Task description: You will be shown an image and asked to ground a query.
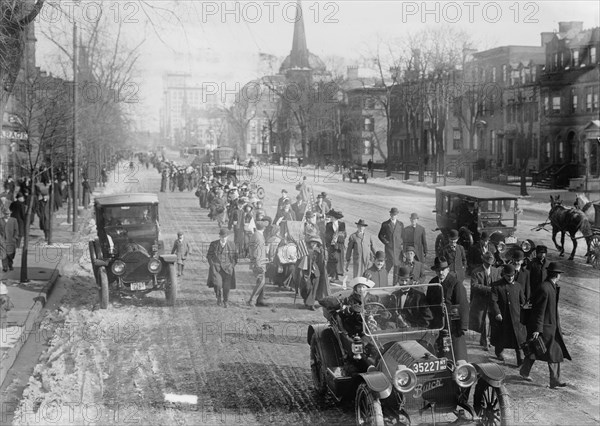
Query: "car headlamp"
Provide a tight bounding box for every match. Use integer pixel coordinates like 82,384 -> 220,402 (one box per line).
351,336 -> 364,360
111,260 -> 126,276
497,241 -> 507,253
394,366 -> 417,393
521,240 -> 532,252
147,258 -> 162,274
453,363 -> 477,388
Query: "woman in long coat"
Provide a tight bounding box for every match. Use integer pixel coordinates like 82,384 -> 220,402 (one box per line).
295,236 -> 330,309
490,264 -> 526,364
324,209 -> 346,282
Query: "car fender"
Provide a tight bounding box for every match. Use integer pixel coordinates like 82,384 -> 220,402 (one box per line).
306,323 -> 330,346
358,371 -> 392,400
473,362 -> 506,388
159,254 -> 177,263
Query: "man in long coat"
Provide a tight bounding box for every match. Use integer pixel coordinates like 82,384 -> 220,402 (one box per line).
426,257 -> 470,362
378,207 -> 404,284
490,264 -> 526,365
9,193 -> 26,248
519,262 -> 571,388
469,252 -> 501,350
512,249 -> 532,326
345,219 -> 375,278
0,208 -> 19,271
324,209 -> 346,282
401,213 -> 427,262
528,245 -> 548,296
442,229 -> 467,284
231,199 -> 247,257
207,229 -> 237,307
171,232 -> 191,276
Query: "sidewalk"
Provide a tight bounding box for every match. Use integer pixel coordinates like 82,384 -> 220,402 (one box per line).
0,202 -> 94,386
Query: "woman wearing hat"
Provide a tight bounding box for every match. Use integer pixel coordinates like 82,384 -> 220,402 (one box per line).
325,210 -> 347,283
490,264 -> 527,364
519,262 -> 571,388
295,235 -> 330,310
345,219 -> 376,278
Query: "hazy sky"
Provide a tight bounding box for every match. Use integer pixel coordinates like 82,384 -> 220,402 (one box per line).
35,1 -> 600,132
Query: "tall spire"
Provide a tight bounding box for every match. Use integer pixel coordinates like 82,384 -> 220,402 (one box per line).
289,0 -> 309,69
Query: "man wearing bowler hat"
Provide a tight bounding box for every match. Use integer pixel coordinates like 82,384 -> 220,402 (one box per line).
378,207 -> 404,283
363,251 -> 388,288
469,252 -> 501,350
442,229 -> 467,284
467,231 -> 497,273
393,267 -> 433,328
528,245 -> 548,296
490,264 -> 526,365
207,229 -> 238,308
426,257 -> 470,362
402,213 -> 427,262
399,246 -> 426,285
346,219 -> 376,278
520,262 -> 571,388
511,249 -> 532,304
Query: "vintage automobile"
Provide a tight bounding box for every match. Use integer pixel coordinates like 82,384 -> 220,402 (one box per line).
343,165 -> 368,183
308,284 -> 511,425
433,186 -> 532,263
212,165 -> 241,186
89,193 -> 178,309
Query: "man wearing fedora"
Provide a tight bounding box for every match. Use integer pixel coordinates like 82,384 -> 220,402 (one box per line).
512,249 -> 532,306
442,229 -> 467,284
346,219 -> 376,278
490,264 -> 527,365
207,229 -> 238,308
314,194 -> 329,220
276,189 -> 290,216
469,252 -> 501,350
393,266 -> 433,328
378,207 -> 404,284
402,213 -> 427,263
520,262 -> 571,388
325,209 -> 346,283
363,251 -> 388,288
467,232 -> 498,274
528,245 -> 548,296
426,257 -> 470,362
399,246 -> 426,285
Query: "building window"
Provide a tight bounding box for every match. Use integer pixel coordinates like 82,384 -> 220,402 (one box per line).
364,117 -> 374,131
554,53 -> 559,70
492,67 -> 496,83
591,47 -> 597,64
363,140 -> 371,155
586,87 -> 593,111
572,50 -> 580,67
595,86 -> 599,111
453,128 -> 462,150
571,89 -> 578,113
490,130 -> 496,155
502,65 -> 507,82
558,141 -> 564,160
531,66 -> 537,82
552,96 -> 561,113
543,96 -> 549,113
364,98 -> 375,109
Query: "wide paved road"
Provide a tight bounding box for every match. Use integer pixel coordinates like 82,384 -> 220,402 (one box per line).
5,156 -> 599,425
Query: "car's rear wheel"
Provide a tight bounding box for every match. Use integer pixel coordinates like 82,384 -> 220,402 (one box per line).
98,266 -> 109,309
355,383 -> 384,426
310,335 -> 328,395
473,381 -> 511,426
166,263 -> 178,306
89,240 -> 99,281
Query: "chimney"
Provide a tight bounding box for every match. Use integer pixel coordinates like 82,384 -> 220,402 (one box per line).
541,32 -> 554,46
347,66 -> 359,81
558,21 -> 583,34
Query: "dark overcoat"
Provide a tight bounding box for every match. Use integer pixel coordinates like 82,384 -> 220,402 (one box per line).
325,221 -> 346,276
378,219 -> 404,271
206,240 -> 238,289
527,279 -> 571,363
489,278 -> 526,349
426,273 -> 470,362
528,258 -> 547,296
401,224 -> 427,262
442,244 -> 467,284
468,265 -> 501,332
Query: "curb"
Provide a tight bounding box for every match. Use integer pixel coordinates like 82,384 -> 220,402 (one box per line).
0,267 -> 61,387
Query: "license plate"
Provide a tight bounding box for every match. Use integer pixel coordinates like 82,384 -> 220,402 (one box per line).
411,358 -> 447,374
130,282 -> 146,291
505,236 -> 517,244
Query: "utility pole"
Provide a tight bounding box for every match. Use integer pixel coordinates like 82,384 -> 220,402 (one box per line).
72,22 -> 78,232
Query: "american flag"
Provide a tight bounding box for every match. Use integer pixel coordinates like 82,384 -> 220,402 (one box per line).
296,239 -> 309,258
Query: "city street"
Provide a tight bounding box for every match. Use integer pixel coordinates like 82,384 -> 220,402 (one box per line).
1,155 -> 598,425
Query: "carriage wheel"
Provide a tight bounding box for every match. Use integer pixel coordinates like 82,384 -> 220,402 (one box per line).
256,187 -> 265,199
589,235 -> 600,269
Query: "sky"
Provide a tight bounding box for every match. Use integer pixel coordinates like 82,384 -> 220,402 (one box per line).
34,1 -> 600,132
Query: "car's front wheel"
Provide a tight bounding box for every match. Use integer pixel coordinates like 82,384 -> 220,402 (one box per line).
98,266 -> 109,309
310,335 -> 328,396
473,380 -> 512,426
355,383 -> 384,426
166,263 -> 178,306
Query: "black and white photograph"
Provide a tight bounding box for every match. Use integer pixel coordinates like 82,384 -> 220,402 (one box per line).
0,1 -> 599,424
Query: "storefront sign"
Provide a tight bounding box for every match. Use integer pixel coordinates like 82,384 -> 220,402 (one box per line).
1,130 -> 28,140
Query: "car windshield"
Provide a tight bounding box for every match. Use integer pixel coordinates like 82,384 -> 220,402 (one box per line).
359,284 -> 446,337
477,199 -> 517,228
102,205 -> 156,226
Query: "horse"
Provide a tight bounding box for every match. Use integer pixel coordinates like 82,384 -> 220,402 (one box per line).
574,193 -> 597,225
549,195 -> 593,260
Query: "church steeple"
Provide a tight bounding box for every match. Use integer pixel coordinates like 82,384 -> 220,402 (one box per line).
288,0 -> 309,69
